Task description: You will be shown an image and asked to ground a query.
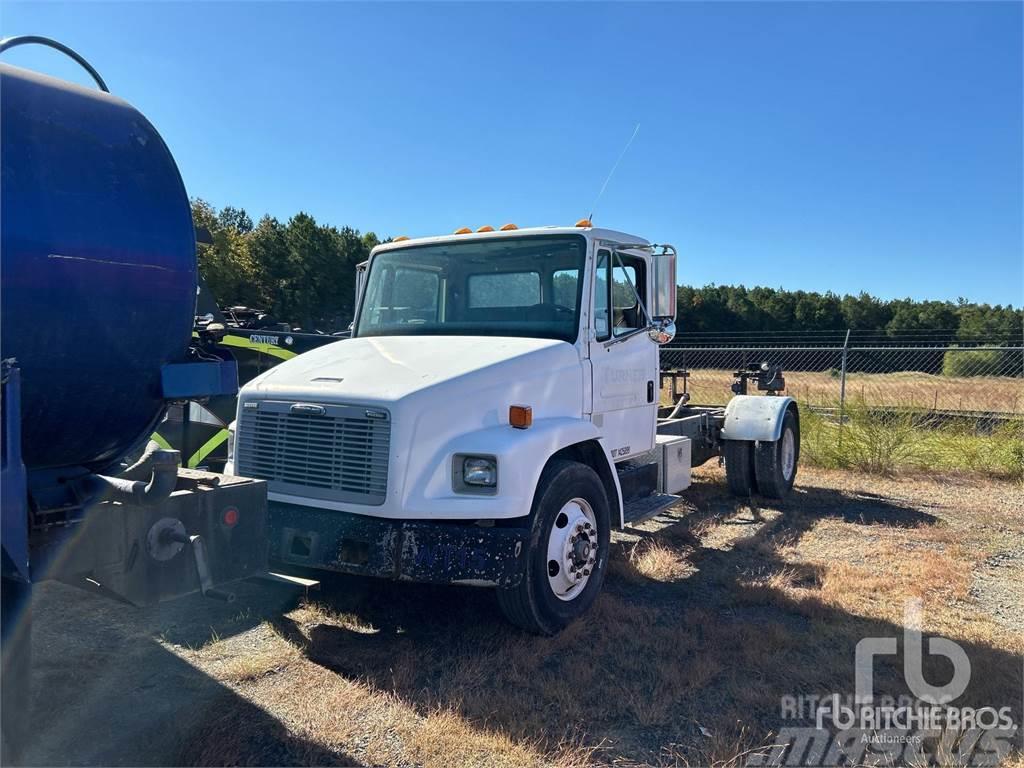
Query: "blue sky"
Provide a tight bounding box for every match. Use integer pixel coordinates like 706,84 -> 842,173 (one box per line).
4,2 -> 1022,306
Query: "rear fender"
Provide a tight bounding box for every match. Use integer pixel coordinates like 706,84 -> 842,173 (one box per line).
720,396 -> 796,442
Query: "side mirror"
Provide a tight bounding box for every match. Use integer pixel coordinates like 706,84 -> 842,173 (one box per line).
648,319 -> 676,345
649,249 -> 677,320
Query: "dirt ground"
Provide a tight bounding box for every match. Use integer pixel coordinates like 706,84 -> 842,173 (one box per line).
20,465 -> 1024,767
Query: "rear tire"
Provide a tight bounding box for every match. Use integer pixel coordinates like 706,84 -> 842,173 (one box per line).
754,409 -> 799,499
723,440 -> 756,496
496,459 -> 610,635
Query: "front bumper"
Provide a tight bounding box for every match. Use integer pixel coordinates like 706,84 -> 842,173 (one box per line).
269,501 -> 529,587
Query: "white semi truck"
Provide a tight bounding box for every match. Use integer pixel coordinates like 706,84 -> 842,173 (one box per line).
226,222 -> 800,634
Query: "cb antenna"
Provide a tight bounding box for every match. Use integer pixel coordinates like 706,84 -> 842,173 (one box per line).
587,122 -> 640,224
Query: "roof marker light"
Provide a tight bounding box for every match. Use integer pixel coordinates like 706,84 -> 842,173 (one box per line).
499,223 -> 518,231
454,227 -> 472,234
575,218 -> 592,228
476,225 -> 495,233
393,235 -> 410,242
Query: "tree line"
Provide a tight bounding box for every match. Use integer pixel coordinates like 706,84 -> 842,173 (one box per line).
192,199 -> 381,332
676,285 -> 1021,341
194,200 -> 1022,340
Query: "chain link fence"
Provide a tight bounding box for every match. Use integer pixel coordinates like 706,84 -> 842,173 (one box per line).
660,333 -> 1023,477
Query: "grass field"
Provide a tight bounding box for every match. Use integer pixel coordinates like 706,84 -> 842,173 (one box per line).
800,406 -> 1023,479
663,369 -> 1024,415
25,464 -> 1024,767
662,369 -> 1024,479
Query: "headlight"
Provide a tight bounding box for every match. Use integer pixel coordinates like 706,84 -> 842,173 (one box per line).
454,454 -> 497,493
463,457 -> 497,486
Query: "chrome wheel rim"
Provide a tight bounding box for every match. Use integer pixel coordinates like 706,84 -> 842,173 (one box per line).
546,497 -> 597,601
781,428 -> 796,480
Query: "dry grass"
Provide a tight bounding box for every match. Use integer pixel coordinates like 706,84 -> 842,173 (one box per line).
26,465 -> 1024,768
404,707 -> 598,768
612,539 -> 694,583
178,466 -> 1020,766
218,624 -> 304,683
666,368 -> 1024,415
663,369 -> 1024,479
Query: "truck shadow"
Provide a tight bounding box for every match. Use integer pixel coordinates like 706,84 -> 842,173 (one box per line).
273,477 -> 1023,765
24,580 -> 359,767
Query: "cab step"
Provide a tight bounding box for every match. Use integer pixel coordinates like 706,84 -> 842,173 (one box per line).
622,492 -> 680,525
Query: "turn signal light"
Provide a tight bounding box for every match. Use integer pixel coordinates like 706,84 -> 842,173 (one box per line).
509,405 -> 533,429
476,225 -> 495,232
454,227 -> 472,234
575,218 -> 592,228
393,235 -> 410,242
500,223 -> 518,231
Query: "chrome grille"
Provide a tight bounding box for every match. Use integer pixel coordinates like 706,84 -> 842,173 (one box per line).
236,401 -> 390,505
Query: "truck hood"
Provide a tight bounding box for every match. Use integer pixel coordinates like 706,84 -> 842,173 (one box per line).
243,335 -> 579,404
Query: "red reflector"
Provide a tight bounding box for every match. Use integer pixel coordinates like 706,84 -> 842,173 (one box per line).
222,506 -> 239,527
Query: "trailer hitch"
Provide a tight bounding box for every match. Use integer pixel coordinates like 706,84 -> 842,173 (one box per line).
731,363 -> 786,396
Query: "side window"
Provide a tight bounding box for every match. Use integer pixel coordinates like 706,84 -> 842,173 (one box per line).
594,250 -> 646,340
468,272 -> 540,308
594,251 -> 610,340
612,257 -> 645,336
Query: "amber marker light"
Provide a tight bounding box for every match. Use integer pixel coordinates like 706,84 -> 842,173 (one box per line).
509,405 -> 533,429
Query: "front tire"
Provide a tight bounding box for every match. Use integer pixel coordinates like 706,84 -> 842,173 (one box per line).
754,409 -> 799,498
497,459 -> 610,635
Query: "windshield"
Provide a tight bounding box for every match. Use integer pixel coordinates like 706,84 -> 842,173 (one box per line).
355,234 -> 587,343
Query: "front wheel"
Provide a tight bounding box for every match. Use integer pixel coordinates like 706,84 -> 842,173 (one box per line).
754,409 -> 800,498
496,459 -> 610,635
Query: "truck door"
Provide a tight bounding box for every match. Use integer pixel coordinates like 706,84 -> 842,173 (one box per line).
588,248 -> 658,461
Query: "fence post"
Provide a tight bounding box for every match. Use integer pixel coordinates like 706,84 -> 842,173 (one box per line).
838,329 -> 851,446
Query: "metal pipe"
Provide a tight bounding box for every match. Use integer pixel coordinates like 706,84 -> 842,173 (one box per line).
667,398 -> 687,420
0,36 -> 110,92
838,329 -> 851,449
74,450 -> 180,508
117,440 -> 164,482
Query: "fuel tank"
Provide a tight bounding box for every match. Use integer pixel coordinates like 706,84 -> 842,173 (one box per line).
0,63 -> 197,472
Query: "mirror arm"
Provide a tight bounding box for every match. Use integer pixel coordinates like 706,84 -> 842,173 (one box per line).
602,326 -> 651,348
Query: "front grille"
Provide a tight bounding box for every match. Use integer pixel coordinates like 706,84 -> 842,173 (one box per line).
236,401 -> 390,505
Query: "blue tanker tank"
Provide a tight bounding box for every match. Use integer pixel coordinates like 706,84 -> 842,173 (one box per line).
2,49 -> 264,764
1,62 -> 199,472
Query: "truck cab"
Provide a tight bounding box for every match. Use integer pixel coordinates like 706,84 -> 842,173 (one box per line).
228,222 -> 799,634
